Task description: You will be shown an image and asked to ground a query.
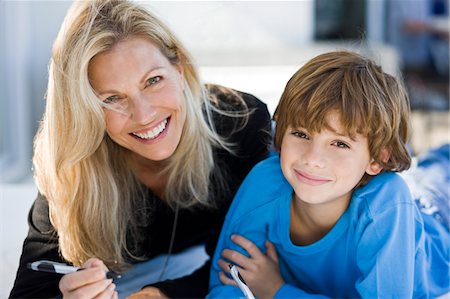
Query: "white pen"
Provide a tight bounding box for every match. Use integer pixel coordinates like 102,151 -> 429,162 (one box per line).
229,264 -> 255,299
27,260 -> 121,280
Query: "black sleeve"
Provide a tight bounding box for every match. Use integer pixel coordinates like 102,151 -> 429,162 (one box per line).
148,88 -> 272,298
10,89 -> 272,299
222,90 -> 273,182
9,194 -> 64,298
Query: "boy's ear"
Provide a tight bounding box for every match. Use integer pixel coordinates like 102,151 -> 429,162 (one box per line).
366,160 -> 383,175
366,148 -> 390,175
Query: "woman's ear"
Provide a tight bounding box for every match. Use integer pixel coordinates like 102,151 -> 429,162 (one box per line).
366,148 -> 390,175
174,63 -> 185,90
175,62 -> 184,77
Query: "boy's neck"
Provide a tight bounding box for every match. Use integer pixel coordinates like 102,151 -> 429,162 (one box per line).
289,193 -> 350,246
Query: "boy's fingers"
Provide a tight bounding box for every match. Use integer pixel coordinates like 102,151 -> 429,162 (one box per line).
231,234 -> 263,259
219,271 -> 237,286
218,258 -> 232,272
265,240 -> 279,263
221,249 -> 252,269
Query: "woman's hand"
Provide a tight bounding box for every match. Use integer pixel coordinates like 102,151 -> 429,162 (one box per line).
218,235 -> 284,299
126,287 -> 169,299
59,258 -> 118,299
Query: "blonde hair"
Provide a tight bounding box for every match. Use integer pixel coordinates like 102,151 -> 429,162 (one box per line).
274,51 -> 411,185
33,0 -> 237,271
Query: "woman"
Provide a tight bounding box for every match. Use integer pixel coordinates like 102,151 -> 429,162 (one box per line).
9,0 -> 271,298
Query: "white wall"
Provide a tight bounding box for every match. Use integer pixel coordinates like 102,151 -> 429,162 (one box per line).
0,2 -> 71,297
143,1 -> 314,55
0,1 -> 71,183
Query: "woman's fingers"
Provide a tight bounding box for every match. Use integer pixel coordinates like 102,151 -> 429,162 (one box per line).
83,257 -> 109,272
64,278 -> 113,299
92,282 -> 117,299
60,258 -> 115,299
126,286 -> 169,299
60,267 -> 110,292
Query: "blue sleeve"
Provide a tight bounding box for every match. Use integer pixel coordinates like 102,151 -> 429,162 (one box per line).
206,195 -> 247,299
208,156 -> 333,298
207,165 -> 267,298
274,284 -> 329,298
354,177 -> 417,297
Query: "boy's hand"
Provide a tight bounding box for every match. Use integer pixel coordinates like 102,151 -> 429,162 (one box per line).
218,234 -> 284,299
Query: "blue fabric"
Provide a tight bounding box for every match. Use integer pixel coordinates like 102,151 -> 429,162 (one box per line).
208,153 -> 450,298
115,244 -> 208,298
402,144 -> 449,229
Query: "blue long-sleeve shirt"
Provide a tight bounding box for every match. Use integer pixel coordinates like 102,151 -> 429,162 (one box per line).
208,155 -> 449,298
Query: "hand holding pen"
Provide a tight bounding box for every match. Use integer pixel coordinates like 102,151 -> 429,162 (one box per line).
219,235 -> 284,299
229,264 -> 255,299
29,258 -> 119,299
28,260 -> 121,280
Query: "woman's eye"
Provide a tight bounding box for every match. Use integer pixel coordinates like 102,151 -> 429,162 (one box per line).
292,131 -> 309,139
103,95 -> 119,104
333,141 -> 350,149
146,76 -> 161,86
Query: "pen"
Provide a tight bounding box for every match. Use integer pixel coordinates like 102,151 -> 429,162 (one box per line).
27,260 -> 121,280
229,264 -> 255,299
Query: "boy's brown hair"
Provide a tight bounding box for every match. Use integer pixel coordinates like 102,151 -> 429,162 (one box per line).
273,51 -> 411,185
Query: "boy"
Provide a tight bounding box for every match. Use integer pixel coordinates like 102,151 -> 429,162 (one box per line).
207,51 -> 449,298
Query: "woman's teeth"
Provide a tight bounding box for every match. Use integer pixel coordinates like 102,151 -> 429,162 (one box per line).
132,118 -> 168,140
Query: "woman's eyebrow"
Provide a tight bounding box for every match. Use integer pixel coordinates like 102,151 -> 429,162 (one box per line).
139,66 -> 165,85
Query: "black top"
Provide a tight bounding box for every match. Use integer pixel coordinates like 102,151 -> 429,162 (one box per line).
9,85 -> 272,298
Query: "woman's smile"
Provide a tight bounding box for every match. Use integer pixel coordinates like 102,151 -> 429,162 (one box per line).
131,117 -> 170,142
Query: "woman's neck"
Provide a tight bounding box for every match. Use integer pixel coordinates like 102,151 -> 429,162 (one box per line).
129,153 -> 169,200
289,193 -> 350,246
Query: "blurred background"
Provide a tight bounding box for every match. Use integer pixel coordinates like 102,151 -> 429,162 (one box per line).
0,0 -> 448,296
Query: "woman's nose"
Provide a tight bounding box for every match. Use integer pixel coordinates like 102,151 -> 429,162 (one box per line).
129,93 -> 156,123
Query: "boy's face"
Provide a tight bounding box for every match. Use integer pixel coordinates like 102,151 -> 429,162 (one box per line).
280,110 -> 382,208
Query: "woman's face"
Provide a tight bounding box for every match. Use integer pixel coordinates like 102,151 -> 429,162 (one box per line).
88,37 -> 186,162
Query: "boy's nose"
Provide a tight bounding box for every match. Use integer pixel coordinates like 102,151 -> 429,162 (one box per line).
303,145 -> 326,168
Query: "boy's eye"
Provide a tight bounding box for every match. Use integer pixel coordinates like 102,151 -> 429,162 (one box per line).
146,76 -> 161,86
333,140 -> 350,149
292,131 -> 309,139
